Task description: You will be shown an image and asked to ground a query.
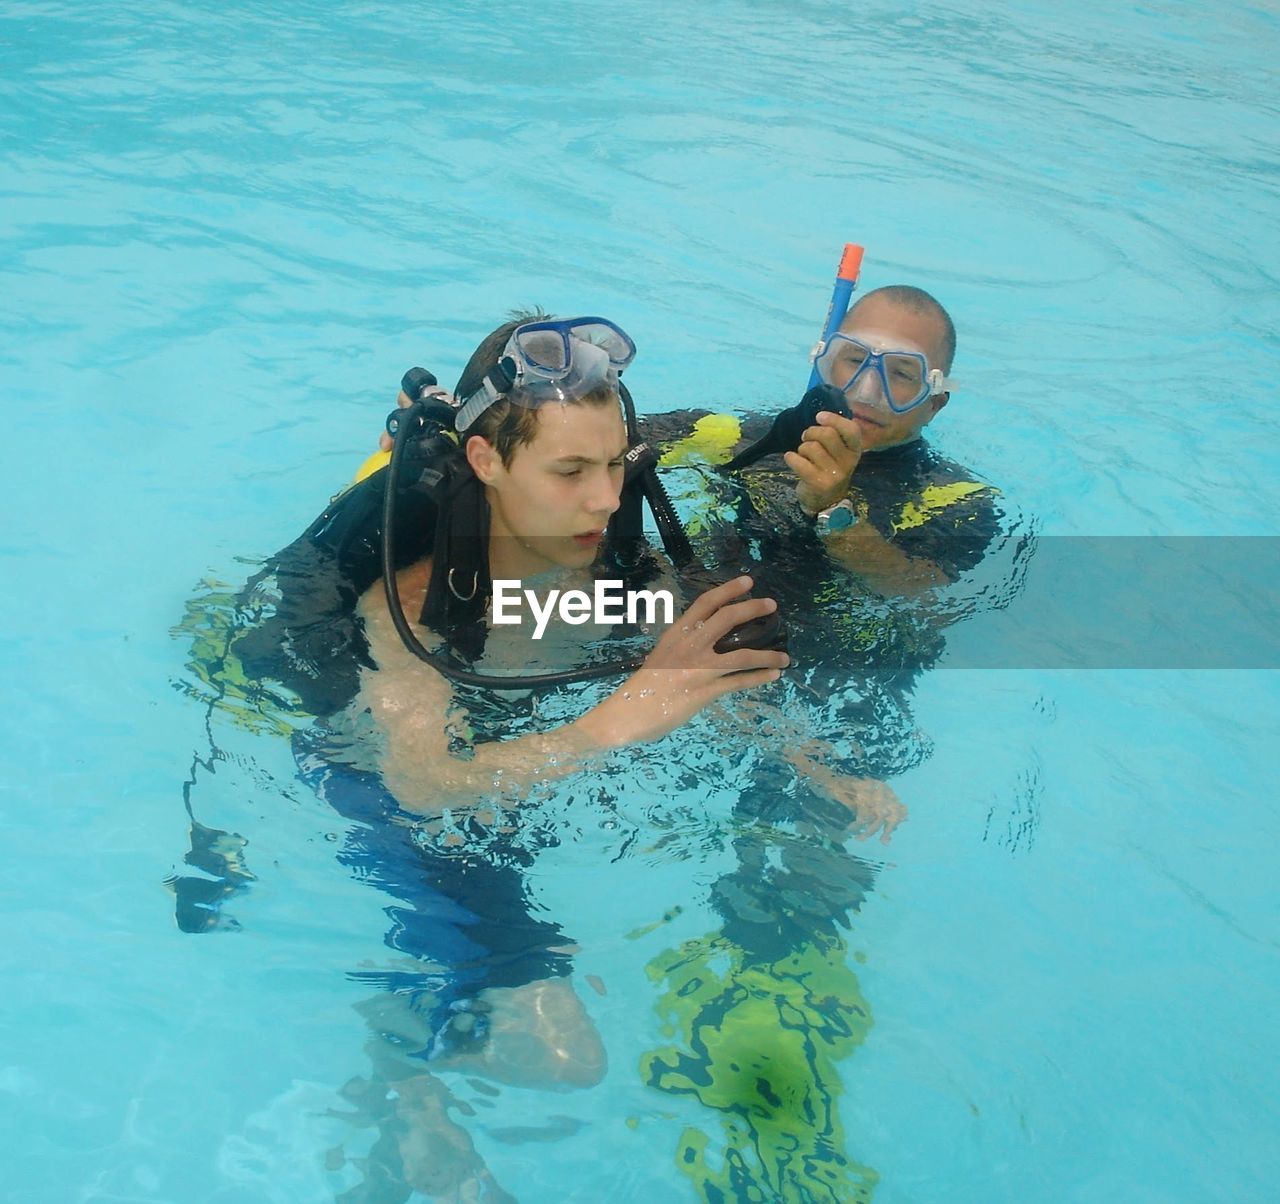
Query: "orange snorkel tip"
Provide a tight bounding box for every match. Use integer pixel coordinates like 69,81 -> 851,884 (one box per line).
806,241 -> 867,389
837,242 -> 865,283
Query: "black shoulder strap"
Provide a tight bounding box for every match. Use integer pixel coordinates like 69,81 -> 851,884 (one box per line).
605,441 -> 659,573
305,465 -> 439,593
420,465 -> 490,636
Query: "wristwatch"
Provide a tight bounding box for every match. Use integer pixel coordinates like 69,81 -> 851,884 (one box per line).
815,498 -> 857,536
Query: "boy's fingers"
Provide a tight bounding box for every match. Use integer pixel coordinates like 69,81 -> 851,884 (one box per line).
682,576 -> 754,625
715,647 -> 790,675
700,595 -> 778,644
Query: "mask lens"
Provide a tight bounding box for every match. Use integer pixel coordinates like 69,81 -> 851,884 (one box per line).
514,328 -> 571,374
816,337 -> 871,393
883,352 -> 928,408
831,340 -> 868,389
562,320 -> 636,368
506,336 -> 617,409
563,339 -> 612,389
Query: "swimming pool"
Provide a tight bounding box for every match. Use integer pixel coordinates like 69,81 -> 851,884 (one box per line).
3,1 -> 1278,1200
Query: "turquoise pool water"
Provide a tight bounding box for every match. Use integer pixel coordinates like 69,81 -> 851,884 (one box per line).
3,2 -> 1278,1200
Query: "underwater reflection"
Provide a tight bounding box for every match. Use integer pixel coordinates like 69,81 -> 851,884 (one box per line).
640,797 -> 882,1204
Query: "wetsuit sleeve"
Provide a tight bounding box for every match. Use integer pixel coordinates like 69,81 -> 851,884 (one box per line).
889,480 -> 1001,578
638,409 -> 773,461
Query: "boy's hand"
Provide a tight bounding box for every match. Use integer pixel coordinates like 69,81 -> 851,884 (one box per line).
576,577 -> 789,749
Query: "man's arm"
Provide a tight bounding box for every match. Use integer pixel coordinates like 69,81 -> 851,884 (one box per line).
727,697 -> 907,843
783,742 -> 907,844
816,509 -> 952,596
781,411 -> 953,596
786,410 -> 1001,597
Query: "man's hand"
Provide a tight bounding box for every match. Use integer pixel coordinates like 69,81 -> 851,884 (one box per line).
835,776 -> 907,843
784,410 -> 863,515
786,741 -> 907,843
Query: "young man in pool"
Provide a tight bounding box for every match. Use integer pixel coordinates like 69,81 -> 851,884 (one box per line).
314,315 -> 909,1201
355,316 -> 791,813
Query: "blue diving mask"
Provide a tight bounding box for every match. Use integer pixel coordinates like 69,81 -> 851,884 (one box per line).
455,316 -> 637,433
812,332 -> 954,414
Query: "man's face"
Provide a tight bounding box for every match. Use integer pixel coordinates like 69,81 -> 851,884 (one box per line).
478,401 -> 627,577
832,295 -> 950,451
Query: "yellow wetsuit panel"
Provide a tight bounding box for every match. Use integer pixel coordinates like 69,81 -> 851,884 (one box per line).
658,414 -> 743,467
892,480 -> 989,533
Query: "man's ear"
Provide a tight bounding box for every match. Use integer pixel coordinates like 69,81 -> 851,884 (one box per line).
465,434 -> 503,484
930,392 -> 950,417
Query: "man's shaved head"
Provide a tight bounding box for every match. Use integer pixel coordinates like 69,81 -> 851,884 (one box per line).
848,285 -> 956,372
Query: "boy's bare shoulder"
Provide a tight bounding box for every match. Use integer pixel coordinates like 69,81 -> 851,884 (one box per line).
358,558 -> 434,663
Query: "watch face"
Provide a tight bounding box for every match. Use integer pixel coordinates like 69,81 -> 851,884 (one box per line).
814,501 -> 855,532
828,506 -> 854,531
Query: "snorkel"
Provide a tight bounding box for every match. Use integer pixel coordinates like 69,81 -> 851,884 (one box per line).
720,242 -> 865,472
807,242 -> 865,390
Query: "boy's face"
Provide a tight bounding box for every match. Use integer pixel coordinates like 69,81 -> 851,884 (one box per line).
835,295 -> 950,451
473,401 -> 628,576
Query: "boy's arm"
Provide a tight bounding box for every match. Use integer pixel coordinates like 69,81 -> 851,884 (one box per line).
358,567 -> 789,816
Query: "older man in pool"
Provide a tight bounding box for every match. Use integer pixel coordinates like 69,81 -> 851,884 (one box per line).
776,284 -> 995,591
649,284 -> 999,599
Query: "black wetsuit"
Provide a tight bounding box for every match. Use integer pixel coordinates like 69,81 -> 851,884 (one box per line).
640,408 -> 1001,583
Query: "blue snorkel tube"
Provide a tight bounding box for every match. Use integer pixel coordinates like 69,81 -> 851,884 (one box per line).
721,242 -> 869,473
806,242 -> 865,389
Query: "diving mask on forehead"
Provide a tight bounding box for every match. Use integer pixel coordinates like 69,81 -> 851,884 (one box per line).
455,316 -> 637,433
812,332 -> 954,414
